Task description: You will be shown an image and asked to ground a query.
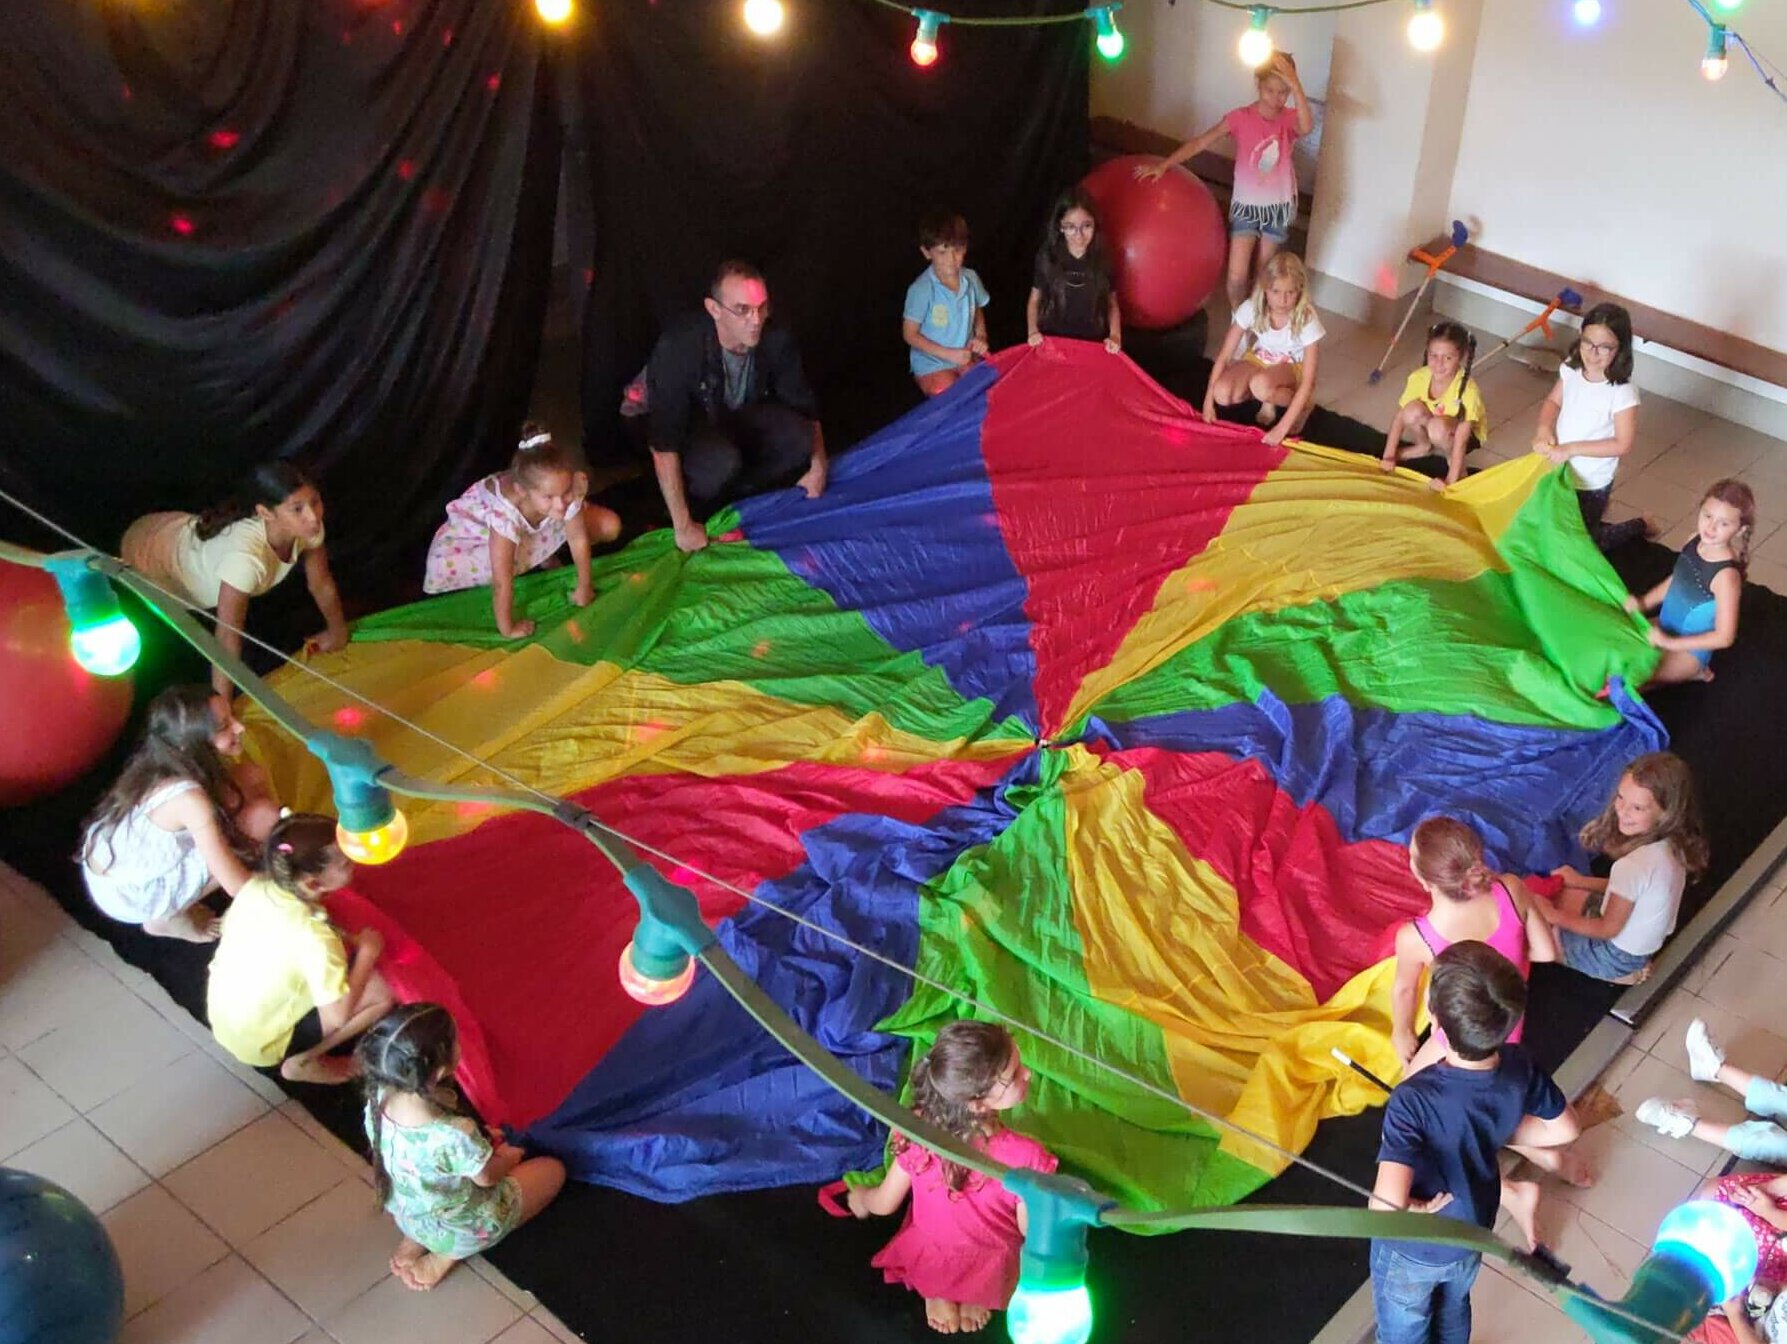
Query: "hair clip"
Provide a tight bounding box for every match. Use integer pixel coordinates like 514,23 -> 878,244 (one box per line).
518,432 -> 551,450
276,841 -> 295,853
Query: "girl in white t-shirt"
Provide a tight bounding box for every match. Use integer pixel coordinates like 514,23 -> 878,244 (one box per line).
1205,251 -> 1324,447
1535,752 -> 1707,983
1531,303 -> 1657,551
122,462 -> 350,699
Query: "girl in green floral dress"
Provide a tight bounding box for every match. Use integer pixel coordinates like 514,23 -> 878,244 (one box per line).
358,1003 -> 566,1290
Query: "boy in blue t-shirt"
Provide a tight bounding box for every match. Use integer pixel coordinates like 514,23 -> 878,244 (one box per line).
902,210 -> 990,398
1370,941 -> 1580,1344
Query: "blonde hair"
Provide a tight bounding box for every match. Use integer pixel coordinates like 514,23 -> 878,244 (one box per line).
1246,252 -> 1316,340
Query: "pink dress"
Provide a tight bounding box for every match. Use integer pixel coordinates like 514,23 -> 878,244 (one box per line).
1414,880 -> 1531,1044
871,1129 -> 1058,1309
423,474 -> 583,594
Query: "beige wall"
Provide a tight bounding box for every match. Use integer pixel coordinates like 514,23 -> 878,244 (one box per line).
1092,0 -> 1787,356
1450,0 -> 1787,352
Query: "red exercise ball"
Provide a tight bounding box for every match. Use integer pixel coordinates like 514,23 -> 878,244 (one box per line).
1080,155 -> 1228,331
0,560 -> 133,808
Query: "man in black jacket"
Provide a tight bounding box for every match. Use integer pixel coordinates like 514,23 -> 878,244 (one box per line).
646,260 -> 828,552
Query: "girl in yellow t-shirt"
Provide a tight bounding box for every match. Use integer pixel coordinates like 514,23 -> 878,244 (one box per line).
207,813 -> 395,1084
1380,322 -> 1488,491
122,462 -> 350,699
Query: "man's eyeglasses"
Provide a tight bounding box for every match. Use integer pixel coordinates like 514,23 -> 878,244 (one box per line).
715,300 -> 770,320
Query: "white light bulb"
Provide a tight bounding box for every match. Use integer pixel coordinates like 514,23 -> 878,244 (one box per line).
1238,25 -> 1274,68
1408,7 -> 1444,51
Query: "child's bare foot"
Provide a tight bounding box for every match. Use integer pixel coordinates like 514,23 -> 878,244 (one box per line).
1255,402 -> 1280,428
1556,1148 -> 1596,1188
924,1298 -> 961,1334
1696,666 -> 1715,684
280,1052 -> 359,1085
959,1303 -> 992,1332
390,1238 -> 428,1289
1503,1178 -> 1542,1251
397,1249 -> 456,1291
1611,962 -> 1653,986
1641,514 -> 1665,540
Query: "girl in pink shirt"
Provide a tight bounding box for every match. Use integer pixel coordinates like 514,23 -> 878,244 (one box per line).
1135,54 -> 1314,309
847,1021 -> 1057,1336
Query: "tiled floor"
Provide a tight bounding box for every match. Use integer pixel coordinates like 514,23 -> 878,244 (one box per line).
0,864 -> 582,1344
4,324 -> 1785,1341
1203,300 -> 1787,596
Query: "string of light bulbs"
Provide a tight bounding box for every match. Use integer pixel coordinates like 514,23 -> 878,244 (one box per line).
526,0 -> 1787,101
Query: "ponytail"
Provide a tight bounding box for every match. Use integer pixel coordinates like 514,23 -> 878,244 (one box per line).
194,462 -> 316,542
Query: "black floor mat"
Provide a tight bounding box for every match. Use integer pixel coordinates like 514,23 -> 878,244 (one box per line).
4,344 -> 1783,1344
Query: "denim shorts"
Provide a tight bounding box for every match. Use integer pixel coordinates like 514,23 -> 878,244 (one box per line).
1229,199 -> 1295,245
1559,928 -> 1651,980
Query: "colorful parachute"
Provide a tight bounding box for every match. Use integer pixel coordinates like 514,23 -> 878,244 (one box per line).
247,342 -> 1663,1215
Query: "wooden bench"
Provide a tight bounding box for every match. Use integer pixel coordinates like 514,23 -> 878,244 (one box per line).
1414,233 -> 1787,391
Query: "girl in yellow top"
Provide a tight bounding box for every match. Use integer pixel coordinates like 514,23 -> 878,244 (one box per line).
1380,322 -> 1488,491
207,813 -> 395,1084
122,462 -> 349,699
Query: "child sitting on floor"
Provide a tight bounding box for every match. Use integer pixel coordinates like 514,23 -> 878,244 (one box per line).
1380,322 -> 1487,491
1638,1018 -> 1787,1167
1204,251 -> 1324,446
424,423 -> 621,640
207,813 -> 395,1084
359,1003 -> 566,1291
846,1020 -> 1057,1336
1371,941 -> 1580,1344
903,210 -> 990,398
1627,478 -> 1755,688
1535,752 -> 1707,984
80,685 -> 279,942
122,461 -> 348,699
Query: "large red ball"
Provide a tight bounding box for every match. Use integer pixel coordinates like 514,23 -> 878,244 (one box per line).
0,560 -> 134,808
1080,155 -> 1228,331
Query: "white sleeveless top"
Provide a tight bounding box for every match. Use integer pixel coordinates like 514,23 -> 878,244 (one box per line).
81,779 -> 214,924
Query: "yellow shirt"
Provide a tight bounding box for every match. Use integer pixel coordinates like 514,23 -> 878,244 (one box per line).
120,513 -> 321,610
1399,368 -> 1490,449
207,875 -> 350,1067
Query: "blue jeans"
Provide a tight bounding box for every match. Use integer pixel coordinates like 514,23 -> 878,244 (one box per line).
1729,1078 -> 1787,1164
1371,1243 -> 1481,1344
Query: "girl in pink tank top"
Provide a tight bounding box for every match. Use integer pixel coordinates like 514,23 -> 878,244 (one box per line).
1390,817 -> 1557,1074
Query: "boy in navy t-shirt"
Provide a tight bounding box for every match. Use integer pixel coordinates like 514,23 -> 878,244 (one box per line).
1370,941 -> 1580,1344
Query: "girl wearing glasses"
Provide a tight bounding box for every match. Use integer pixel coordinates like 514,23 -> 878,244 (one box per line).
845,1020 -> 1056,1336
1532,303 -> 1655,550
1027,190 -> 1122,353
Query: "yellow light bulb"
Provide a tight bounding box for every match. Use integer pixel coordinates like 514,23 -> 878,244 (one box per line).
743,0 -> 785,37
535,0 -> 573,24
336,810 -> 410,866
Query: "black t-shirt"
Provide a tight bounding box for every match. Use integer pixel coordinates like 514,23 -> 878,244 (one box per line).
1374,1045 -> 1566,1264
1033,253 -> 1107,342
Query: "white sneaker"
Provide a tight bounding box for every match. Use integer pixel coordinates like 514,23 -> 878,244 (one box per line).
1685,1018 -> 1726,1084
1635,1097 -> 1700,1139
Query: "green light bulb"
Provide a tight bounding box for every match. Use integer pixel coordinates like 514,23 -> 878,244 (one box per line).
1007,1283 -> 1093,1344
1093,9 -> 1125,61
69,612 -> 142,677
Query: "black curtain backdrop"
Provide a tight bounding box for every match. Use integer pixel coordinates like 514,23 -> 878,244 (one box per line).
0,0 -> 558,601
575,0 -> 1091,461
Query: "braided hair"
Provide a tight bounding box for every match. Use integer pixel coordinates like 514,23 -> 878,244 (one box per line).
1425,321 -> 1478,418
355,1003 -> 461,1202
